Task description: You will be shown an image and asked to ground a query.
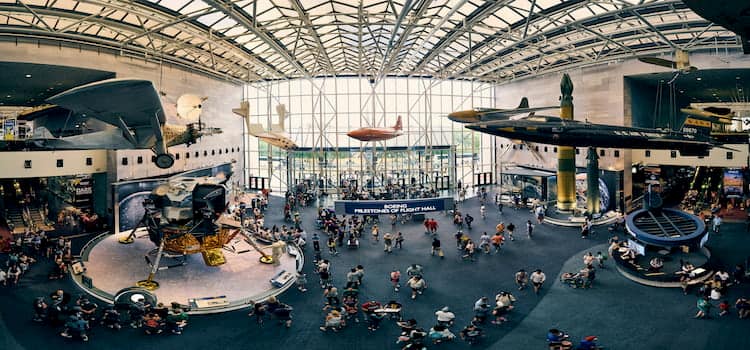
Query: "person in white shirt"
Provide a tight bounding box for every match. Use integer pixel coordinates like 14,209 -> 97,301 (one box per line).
0,269 -> 6,286
530,269 -> 546,294
713,215 -> 723,234
435,306 -> 455,326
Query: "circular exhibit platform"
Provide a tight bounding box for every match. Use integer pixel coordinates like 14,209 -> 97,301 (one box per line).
625,208 -> 706,247
72,229 -> 302,314
613,246 -> 714,288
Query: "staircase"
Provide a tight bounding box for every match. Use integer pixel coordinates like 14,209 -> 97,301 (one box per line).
5,208 -> 26,234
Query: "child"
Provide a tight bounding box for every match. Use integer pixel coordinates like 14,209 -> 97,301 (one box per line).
719,300 -> 730,316
595,251 -> 606,268
296,273 -> 308,292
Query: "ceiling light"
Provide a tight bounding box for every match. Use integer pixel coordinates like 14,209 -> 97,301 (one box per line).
5,95 -> 10,98
679,90 -> 684,93
25,74 -> 31,78
696,77 -> 702,81
737,76 -> 741,80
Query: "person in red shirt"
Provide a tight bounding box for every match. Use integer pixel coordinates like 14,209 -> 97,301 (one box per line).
490,233 -> 504,254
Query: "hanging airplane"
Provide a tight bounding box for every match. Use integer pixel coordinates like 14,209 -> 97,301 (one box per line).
680,106 -> 748,144
17,79 -> 221,168
347,116 -> 403,141
233,102 -> 297,150
447,97 -> 558,123
638,49 -> 698,73
464,115 -> 727,157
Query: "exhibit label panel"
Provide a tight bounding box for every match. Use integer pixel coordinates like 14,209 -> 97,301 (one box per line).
335,197 -> 455,215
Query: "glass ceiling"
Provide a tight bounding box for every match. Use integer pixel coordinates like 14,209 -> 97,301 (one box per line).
0,0 -> 741,83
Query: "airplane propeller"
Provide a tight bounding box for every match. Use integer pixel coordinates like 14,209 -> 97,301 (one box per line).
638,49 -> 697,73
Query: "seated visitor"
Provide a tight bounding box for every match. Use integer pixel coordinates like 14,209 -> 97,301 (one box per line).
649,257 -> 664,272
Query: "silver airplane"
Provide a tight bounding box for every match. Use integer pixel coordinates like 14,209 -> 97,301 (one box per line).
21,79 -> 221,168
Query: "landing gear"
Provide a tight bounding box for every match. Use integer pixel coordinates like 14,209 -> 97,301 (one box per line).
155,153 -> 175,169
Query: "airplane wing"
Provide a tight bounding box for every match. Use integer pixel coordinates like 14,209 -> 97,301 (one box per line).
477,106 -> 558,120
46,79 -> 165,148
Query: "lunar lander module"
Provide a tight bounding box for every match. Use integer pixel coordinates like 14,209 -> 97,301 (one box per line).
119,176 -> 273,290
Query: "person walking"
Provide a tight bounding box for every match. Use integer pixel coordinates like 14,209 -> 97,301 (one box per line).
371,225 -> 380,242
506,222 -> 516,241
395,232 -> 404,249
465,213 -> 474,230
383,232 -> 393,253
480,205 -> 486,220
491,232 -> 504,254
324,285 -> 340,307
346,268 -> 360,289
431,237 -> 444,258
479,232 -> 491,254
515,269 -> 528,290
407,275 -> 427,300
327,236 -> 338,255
530,269 -> 546,294
535,205 -> 544,224
463,239 -> 476,261
390,268 -> 401,292
526,220 -> 534,238
713,214 -> 723,235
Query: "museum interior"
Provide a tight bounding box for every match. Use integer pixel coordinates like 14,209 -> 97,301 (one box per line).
1,1 -> 750,349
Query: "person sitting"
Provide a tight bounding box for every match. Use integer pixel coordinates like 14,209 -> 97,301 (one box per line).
577,335 -> 601,350
143,311 -> 163,334
649,257 -> 664,272
60,314 -> 89,341
620,247 -> 636,262
32,297 -> 48,323
547,328 -> 572,350
736,297 -> 750,319
428,324 -> 455,344
679,261 -> 695,276
459,323 -> 483,345
319,309 -> 344,332
100,305 -> 121,330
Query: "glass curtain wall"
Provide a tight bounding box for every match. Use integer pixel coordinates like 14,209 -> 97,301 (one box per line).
243,77 -> 495,194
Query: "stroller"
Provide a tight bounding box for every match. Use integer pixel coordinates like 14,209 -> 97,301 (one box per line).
560,272 -> 591,289
342,288 -> 360,324
346,234 -> 360,249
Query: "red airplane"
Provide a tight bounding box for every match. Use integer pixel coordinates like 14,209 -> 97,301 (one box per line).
347,116 -> 403,141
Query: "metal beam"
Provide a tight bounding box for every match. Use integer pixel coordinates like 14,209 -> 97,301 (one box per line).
409,0 -> 513,75
632,10 -> 679,50
372,0 -> 417,83
77,0 -> 283,79
460,0 -> 688,78
0,5 -> 257,81
288,0 -> 334,74
204,0 -> 310,78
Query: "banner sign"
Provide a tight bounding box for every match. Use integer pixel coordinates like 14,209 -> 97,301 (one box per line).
3,118 -> 15,140
723,168 -> 743,197
335,197 -> 454,215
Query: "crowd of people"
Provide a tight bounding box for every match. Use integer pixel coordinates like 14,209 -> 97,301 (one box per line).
18,183 -> 750,349
32,289 -> 189,342
340,183 -> 439,201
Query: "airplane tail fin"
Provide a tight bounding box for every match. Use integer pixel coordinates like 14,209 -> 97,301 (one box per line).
271,104 -> 287,132
394,115 -> 402,131
32,126 -> 55,139
518,97 -> 529,109
679,116 -> 713,138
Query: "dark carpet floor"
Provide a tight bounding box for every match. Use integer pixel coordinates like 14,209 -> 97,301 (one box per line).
1,192 -> 748,350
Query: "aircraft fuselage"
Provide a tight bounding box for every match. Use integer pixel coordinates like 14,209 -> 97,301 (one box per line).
347,127 -> 402,142
466,116 -> 714,156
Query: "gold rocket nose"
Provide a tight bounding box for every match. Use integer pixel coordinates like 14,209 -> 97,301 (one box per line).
448,110 -> 479,123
